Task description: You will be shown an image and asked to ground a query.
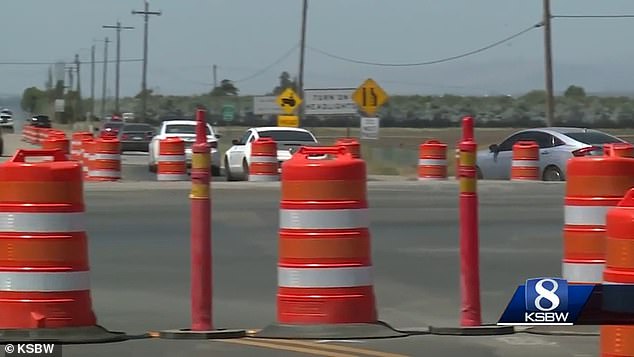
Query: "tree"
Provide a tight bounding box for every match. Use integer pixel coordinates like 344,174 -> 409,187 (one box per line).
271,71 -> 297,95
210,79 -> 239,96
564,85 -> 586,99
20,87 -> 47,114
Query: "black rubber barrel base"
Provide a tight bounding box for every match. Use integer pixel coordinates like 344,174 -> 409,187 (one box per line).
253,321 -> 408,340
158,328 -> 246,340
0,325 -> 129,344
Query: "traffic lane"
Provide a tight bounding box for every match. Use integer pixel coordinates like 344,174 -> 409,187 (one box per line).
121,152 -> 227,182
78,182 -> 597,356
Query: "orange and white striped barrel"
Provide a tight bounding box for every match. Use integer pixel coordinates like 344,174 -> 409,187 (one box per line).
89,137 -> 121,181
42,137 -> 70,159
335,138 -> 361,159
26,126 -> 38,144
511,141 -> 540,180
21,125 -> 32,143
601,188 -> 634,357
80,138 -> 95,179
418,139 -> 448,180
157,137 -> 187,181
71,132 -> 93,161
249,137 -> 279,182
563,143 -> 634,284
0,149 -> 97,328
277,146 -> 377,324
37,128 -> 52,146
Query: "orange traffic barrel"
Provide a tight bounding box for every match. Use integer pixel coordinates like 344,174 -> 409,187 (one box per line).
157,137 -> 187,181
71,132 -> 93,161
511,141 -> 539,180
90,137 -> 121,181
249,137 -> 279,181
563,143 -> 634,284
21,125 -> 32,143
418,139 -> 447,180
80,138 -> 95,179
42,137 -> 70,159
335,138 -> 361,159
0,149 -> 125,342
255,146 -> 403,339
601,188 -> 634,357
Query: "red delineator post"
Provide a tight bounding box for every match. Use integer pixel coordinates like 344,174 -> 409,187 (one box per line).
191,109 -> 212,331
459,116 -> 482,327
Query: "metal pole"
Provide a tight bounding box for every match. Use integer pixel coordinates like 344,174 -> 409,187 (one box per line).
133,1 -> 161,123
90,44 -> 95,131
103,22 -> 134,116
101,37 -> 109,121
75,54 -> 82,124
543,0 -> 555,127
297,0 -> 308,123
212,64 -> 218,89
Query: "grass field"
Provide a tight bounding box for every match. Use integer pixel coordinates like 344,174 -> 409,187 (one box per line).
57,123 -> 634,177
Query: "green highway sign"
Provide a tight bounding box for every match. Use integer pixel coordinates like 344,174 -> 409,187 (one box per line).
222,104 -> 235,122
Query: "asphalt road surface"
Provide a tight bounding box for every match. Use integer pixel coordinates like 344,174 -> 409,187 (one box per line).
53,180 -> 599,356
1,133 -> 600,356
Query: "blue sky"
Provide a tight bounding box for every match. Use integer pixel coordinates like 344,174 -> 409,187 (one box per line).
2,0 -> 634,97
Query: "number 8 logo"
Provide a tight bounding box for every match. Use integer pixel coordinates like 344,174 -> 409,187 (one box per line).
534,278 -> 560,312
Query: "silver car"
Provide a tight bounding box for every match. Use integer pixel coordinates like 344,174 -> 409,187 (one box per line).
476,127 -> 627,181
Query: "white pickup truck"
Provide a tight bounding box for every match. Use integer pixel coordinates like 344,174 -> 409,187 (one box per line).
223,126 -> 318,181
148,120 -> 222,176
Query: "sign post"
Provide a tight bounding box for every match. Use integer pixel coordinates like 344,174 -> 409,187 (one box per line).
275,88 -> 302,128
352,78 -> 388,139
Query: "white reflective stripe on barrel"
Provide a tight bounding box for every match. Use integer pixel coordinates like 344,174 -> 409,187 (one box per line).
88,170 -> 120,178
280,208 -> 369,229
157,155 -> 186,162
418,159 -> 447,166
603,280 -> 624,285
562,262 -> 604,283
418,177 -> 445,181
92,153 -> 120,160
0,212 -> 85,232
249,175 -> 279,182
157,173 -> 188,181
512,160 -> 539,167
250,156 -> 278,163
0,271 -> 90,292
564,205 -> 611,226
278,266 -> 373,288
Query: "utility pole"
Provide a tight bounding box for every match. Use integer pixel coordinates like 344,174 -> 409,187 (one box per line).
297,0 -> 309,123
75,54 -> 82,124
133,1 -> 162,122
101,37 -> 110,120
543,0 -> 555,127
88,44 -> 96,131
212,64 -> 218,89
103,21 -> 134,115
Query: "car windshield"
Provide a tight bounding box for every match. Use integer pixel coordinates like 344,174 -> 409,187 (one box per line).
123,124 -> 152,132
564,131 -> 623,145
165,124 -> 211,135
258,130 -> 315,142
33,115 -> 49,121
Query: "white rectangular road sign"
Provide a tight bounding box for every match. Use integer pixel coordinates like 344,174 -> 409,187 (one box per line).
304,88 -> 357,115
253,95 -> 283,115
360,117 -> 380,140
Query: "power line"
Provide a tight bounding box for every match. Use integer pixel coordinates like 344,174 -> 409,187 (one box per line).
0,59 -> 142,65
308,23 -> 543,67
234,44 -> 299,83
553,15 -> 634,19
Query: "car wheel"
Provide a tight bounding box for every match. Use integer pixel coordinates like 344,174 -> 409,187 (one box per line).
542,165 -> 563,181
242,159 -> 249,181
211,165 -> 221,177
225,158 -> 237,181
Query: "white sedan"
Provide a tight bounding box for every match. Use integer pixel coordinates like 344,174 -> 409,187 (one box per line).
223,127 -> 318,181
148,120 -> 222,176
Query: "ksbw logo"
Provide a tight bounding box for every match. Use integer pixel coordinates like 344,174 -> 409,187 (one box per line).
524,278 -> 570,324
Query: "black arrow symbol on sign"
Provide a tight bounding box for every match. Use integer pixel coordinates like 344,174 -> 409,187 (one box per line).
281,95 -> 296,107
362,87 -> 378,107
